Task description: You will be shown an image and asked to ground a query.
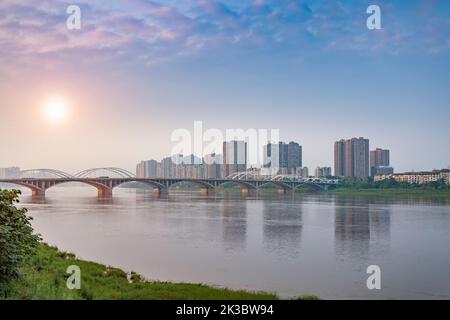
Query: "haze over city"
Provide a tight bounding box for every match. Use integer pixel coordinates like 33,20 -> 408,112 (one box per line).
1,0 -> 449,173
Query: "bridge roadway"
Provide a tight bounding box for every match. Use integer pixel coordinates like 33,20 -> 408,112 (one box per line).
0,177 -> 337,198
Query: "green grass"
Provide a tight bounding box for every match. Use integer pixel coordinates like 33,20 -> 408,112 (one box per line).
4,244 -> 316,300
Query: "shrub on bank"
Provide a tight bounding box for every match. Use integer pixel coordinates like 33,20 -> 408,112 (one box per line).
0,189 -> 40,295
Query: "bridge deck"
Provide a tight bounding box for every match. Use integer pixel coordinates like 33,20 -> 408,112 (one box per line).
0,177 -> 337,198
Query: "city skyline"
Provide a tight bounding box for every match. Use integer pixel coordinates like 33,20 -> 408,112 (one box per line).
1,0 -> 449,173
2,129 -> 450,175
2,134 -> 450,175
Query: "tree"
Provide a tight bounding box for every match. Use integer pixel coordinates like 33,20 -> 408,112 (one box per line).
427,179 -> 448,191
0,189 -> 40,291
376,178 -> 399,189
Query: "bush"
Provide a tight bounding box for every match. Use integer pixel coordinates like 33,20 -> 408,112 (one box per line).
0,189 -> 40,293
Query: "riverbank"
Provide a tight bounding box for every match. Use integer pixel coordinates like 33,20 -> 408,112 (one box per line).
5,244 -> 317,300
320,188 -> 450,199
122,183 -> 450,199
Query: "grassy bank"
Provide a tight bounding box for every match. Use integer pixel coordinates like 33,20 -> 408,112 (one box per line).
5,244 -> 317,300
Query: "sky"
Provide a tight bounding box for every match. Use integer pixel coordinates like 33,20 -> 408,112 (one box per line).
0,0 -> 449,173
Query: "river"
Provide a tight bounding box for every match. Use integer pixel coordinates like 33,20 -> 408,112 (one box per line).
16,186 -> 450,300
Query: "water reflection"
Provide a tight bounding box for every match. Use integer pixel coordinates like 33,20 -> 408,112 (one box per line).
334,199 -> 370,261
263,200 -> 302,257
221,200 -> 248,252
369,204 -> 391,245
334,198 -> 391,262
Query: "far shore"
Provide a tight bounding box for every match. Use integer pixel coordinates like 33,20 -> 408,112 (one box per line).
121,182 -> 450,199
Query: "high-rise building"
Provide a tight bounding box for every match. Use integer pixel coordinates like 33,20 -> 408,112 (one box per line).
353,138 -> 370,178
148,160 -> 158,177
136,161 -> 145,178
296,167 -> 309,178
175,154 -> 204,179
315,167 -> 332,178
137,160 -> 158,178
263,142 -> 282,175
287,142 -> 302,173
370,148 -> 390,167
372,166 -> 394,177
156,162 -> 162,178
344,139 -> 354,177
223,141 -> 247,177
181,154 -> 202,165
204,153 -> 222,179
279,143 -> 289,169
136,160 -> 158,178
177,164 -> 203,179
370,148 -> 391,177
334,140 -> 345,177
161,157 -> 174,178
264,141 -> 302,175
0,167 -> 20,179
334,137 -> 370,178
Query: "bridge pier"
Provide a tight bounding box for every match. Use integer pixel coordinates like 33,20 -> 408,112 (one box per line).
97,187 -> 113,198
200,187 -> 215,196
241,188 -> 257,197
153,188 -> 168,197
32,189 -> 45,197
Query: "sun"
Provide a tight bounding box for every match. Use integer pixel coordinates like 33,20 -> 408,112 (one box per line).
44,98 -> 68,124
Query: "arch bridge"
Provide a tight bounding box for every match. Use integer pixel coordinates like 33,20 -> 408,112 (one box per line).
0,168 -> 338,198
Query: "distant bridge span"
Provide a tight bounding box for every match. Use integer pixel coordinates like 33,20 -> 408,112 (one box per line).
0,177 -> 338,198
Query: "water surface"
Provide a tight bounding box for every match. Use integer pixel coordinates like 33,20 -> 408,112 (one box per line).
17,186 -> 450,299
